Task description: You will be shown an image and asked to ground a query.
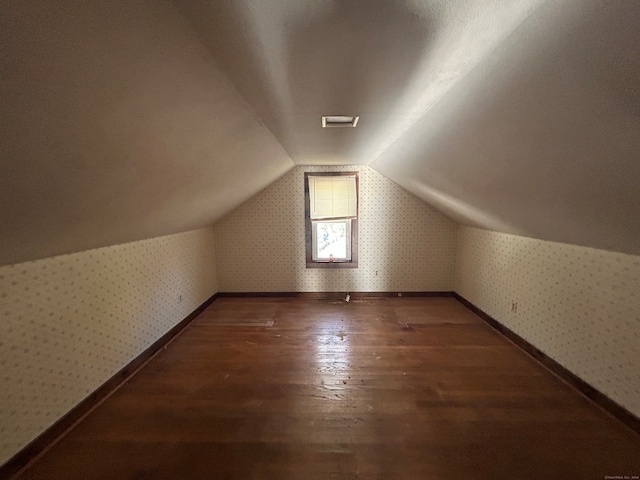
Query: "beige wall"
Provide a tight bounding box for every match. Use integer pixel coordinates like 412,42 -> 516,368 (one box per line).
455,226 -> 640,418
214,166 -> 457,292
0,227 -> 217,465
5,197 -> 639,466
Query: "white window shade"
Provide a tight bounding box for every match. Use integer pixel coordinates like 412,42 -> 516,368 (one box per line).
309,175 -> 357,220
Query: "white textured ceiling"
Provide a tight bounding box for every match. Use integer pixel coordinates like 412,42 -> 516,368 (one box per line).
174,0 -> 546,165
0,0 -> 293,266
371,1 -> 640,255
1,0 -> 639,265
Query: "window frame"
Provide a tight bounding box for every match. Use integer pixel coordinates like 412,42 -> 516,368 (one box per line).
305,171 -> 358,269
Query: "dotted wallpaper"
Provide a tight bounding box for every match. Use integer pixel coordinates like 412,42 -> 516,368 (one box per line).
455,226 -> 640,418
213,166 -> 458,292
0,227 -> 217,466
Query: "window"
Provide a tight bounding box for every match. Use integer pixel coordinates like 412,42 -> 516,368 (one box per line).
305,172 -> 358,268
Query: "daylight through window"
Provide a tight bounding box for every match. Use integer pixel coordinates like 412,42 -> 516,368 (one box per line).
305,172 -> 358,268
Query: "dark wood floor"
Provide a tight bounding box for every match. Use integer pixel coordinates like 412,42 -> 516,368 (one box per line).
14,297 -> 640,479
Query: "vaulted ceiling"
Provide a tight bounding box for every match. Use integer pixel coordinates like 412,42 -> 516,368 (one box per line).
1,0 -> 639,266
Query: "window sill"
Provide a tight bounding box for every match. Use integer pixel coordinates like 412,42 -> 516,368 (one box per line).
306,261 -> 358,269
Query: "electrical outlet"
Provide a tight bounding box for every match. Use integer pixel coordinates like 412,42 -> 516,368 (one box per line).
375,270 -> 378,276
178,294 -> 183,302
511,302 -> 518,313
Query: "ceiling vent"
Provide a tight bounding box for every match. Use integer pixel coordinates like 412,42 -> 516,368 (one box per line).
322,115 -> 359,128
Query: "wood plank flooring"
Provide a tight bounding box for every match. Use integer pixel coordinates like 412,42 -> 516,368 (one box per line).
13,297 -> 640,479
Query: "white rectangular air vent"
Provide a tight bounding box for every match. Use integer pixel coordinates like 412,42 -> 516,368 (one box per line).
322,115 -> 359,128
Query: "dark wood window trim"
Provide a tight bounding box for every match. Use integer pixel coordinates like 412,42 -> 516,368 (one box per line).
305,171 -> 359,268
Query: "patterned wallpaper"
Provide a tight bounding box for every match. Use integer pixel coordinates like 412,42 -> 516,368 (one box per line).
213,166 -> 457,292
0,227 -> 217,466
455,226 -> 640,418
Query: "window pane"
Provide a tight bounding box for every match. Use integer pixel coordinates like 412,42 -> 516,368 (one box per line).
316,221 -> 349,260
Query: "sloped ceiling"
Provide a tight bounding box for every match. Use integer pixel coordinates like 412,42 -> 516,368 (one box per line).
1,1 -> 639,266
0,0 -> 293,266
173,0 -> 546,166
370,1 -> 640,256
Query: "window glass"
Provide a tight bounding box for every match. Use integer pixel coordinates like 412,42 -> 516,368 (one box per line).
313,220 -> 351,261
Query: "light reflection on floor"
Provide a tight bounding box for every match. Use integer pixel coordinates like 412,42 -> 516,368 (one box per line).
312,319 -> 353,408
